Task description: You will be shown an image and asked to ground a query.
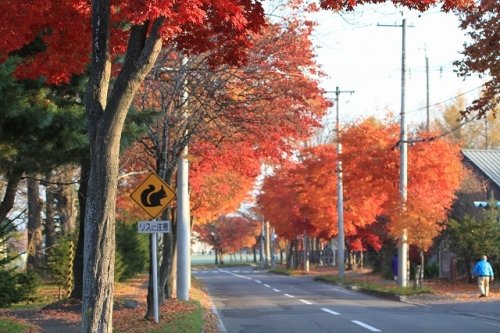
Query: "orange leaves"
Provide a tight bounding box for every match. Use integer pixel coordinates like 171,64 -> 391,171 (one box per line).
259,118 -> 463,251
195,215 -> 260,254
386,131 -> 463,250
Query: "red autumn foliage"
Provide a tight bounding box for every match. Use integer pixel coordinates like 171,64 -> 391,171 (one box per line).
195,215 -> 260,255
259,118 -> 463,251
0,0 -> 266,84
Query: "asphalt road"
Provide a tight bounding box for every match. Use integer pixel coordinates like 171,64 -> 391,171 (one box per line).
194,268 -> 500,333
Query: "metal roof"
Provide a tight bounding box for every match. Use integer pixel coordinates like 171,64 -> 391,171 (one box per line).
462,149 -> 500,188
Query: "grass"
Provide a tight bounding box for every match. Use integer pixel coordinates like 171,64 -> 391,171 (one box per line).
269,267 -> 306,276
150,301 -> 203,333
0,317 -> 35,333
314,274 -> 432,296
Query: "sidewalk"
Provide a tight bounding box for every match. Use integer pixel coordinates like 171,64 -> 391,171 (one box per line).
403,288 -> 500,322
298,267 -> 500,323
348,273 -> 500,322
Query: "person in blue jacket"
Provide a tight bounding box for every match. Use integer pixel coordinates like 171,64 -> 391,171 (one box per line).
472,255 -> 494,297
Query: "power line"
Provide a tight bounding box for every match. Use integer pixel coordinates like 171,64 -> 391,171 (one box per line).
393,112 -> 482,149
406,84 -> 484,114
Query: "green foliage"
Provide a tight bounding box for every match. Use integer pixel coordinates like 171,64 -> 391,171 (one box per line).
0,270 -> 40,307
15,271 -> 40,303
115,221 -> 148,282
314,274 -> 432,296
424,262 -> 439,279
46,237 -> 74,298
0,269 -> 20,307
0,57 -> 88,177
0,219 -> 17,269
447,205 -> 500,274
0,317 -> 33,333
150,301 -> 203,333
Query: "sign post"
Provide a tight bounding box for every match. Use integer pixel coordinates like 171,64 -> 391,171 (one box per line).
130,172 -> 176,323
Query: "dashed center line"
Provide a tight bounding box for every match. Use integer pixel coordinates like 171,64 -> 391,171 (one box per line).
214,268 -> 384,332
352,320 -> 382,332
321,308 -> 340,315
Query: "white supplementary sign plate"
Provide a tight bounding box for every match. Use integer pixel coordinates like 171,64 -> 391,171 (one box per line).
137,220 -> 171,233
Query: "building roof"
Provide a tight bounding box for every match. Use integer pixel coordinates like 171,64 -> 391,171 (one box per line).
462,149 -> 500,188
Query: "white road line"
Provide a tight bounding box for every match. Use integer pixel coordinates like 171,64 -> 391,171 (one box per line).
299,299 -> 312,305
284,294 -> 295,298
255,280 -> 262,284
351,320 -> 382,332
272,288 -> 281,292
321,308 -> 340,315
263,284 -> 271,288
219,269 -> 252,280
211,304 -> 227,333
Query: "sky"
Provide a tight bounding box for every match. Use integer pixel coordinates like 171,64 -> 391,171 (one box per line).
307,3 -> 484,128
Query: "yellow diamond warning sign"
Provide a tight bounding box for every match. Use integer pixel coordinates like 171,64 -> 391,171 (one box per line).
130,172 -> 176,218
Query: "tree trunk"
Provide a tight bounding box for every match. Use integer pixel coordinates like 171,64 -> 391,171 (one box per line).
81,1 -> 163,330
70,157 -> 90,300
55,168 -> 77,235
0,173 -> 21,224
27,177 -> 43,271
45,173 -> 56,252
157,222 -> 175,303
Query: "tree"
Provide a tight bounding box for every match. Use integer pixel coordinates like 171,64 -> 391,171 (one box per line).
259,118 -> 463,263
455,0 -> 499,119
123,7 -> 328,314
437,94 -> 500,149
195,215 -> 260,263
447,206 -> 500,279
0,0 -> 473,330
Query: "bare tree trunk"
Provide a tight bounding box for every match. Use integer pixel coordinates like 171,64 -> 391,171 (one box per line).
45,174 -> 57,253
81,1 -> 163,330
55,168 -> 78,235
70,157 -> 89,300
0,173 -> 21,224
27,177 -> 43,271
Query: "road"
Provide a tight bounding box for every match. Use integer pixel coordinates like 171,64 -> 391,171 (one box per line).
194,268 -> 500,333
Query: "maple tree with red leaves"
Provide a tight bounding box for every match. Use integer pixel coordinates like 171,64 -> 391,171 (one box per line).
259,118 -> 463,261
113,8 -> 329,311
455,0 -> 499,118
0,0 -> 474,331
194,215 -> 260,264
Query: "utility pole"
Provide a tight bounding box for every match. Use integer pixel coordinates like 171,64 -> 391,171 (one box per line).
177,56 -> 190,300
378,18 -> 413,288
426,55 -> 430,131
333,86 -> 354,279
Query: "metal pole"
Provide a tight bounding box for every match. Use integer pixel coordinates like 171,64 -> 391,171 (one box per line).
335,86 -> 345,279
398,19 -> 409,288
425,56 -> 430,131
152,231 -> 159,323
177,56 -> 190,300
260,221 -> 264,266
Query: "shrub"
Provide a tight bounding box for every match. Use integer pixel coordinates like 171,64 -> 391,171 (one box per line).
115,221 -> 148,281
46,236 -> 74,298
0,269 -> 40,307
0,269 -> 21,307
425,261 -> 439,279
